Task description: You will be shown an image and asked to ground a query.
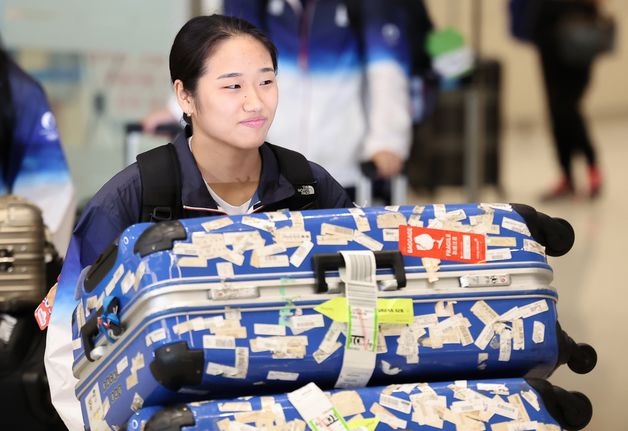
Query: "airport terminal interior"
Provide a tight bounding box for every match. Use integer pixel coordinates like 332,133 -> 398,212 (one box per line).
1,0 -> 626,429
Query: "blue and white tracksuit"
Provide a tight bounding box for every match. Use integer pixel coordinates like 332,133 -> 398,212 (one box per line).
224,0 -> 412,187
5,59 -> 75,253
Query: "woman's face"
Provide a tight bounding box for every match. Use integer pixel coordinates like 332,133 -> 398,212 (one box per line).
185,35 -> 278,151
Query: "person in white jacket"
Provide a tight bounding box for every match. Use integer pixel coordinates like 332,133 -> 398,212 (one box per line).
144,0 -> 413,201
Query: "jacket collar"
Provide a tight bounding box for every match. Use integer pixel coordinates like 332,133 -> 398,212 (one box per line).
172,130 -> 296,214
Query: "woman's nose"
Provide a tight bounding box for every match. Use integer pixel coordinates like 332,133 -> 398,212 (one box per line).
243,88 -> 262,112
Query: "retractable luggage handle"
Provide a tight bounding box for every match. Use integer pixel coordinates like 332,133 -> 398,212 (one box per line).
124,122 -> 183,167
357,161 -> 408,207
312,250 -> 407,294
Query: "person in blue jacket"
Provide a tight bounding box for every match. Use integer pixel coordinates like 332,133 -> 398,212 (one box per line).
45,15 -> 351,430
0,41 -> 75,254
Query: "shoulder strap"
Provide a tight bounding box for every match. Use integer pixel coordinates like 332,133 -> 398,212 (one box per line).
136,143 -> 183,222
265,143 -> 319,210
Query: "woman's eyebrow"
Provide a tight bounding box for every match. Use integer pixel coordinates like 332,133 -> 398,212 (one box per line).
217,67 -> 275,80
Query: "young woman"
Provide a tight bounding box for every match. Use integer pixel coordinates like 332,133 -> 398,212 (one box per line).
46,15 -> 351,431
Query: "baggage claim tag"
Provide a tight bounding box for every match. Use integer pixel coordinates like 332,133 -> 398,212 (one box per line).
398,226 -> 486,264
335,251 -> 378,389
288,382 -> 350,431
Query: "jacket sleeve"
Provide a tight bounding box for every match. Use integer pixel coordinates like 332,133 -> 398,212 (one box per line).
10,67 -> 76,255
360,0 -> 412,161
44,237 -> 87,431
309,161 -> 354,209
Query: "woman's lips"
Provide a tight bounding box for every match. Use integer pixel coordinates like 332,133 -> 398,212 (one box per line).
240,117 -> 267,128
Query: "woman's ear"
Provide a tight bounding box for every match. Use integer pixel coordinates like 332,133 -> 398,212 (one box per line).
174,79 -> 194,117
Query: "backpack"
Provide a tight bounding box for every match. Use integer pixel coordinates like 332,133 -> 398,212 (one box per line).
136,141 -> 319,223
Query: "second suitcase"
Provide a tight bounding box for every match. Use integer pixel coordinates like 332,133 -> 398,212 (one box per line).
126,378 -> 593,431
71,204 -> 595,429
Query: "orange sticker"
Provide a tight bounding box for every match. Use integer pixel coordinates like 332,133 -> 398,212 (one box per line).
398,226 -> 486,264
34,283 -> 57,330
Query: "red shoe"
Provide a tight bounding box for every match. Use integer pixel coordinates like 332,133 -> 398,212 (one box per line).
588,166 -> 602,199
541,178 -> 575,202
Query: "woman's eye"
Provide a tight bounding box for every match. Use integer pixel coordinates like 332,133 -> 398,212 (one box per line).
260,79 -> 274,86
225,84 -> 241,89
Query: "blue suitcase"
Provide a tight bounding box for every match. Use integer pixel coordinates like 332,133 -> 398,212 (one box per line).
70,204 -> 596,430
126,378 -> 592,431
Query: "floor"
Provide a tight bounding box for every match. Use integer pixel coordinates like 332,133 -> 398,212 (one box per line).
407,117 -> 626,430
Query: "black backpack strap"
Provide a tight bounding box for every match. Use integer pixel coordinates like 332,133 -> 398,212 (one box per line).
136,143 -> 183,222
266,143 -> 319,210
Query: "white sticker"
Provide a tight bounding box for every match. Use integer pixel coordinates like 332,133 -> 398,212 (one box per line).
313,342 -> 342,364
290,241 -> 314,268
120,271 -> 135,295
145,328 -> 167,346
202,217 -> 234,231
532,321 -> 545,344
487,236 -> 518,247
254,323 -> 286,336
377,212 -> 407,229
218,402 -> 253,412
288,383 -> 349,431
486,248 -> 513,261
177,257 -> 208,267
353,231 -> 384,251
498,329 -> 513,362
267,370 -> 300,381
173,243 -> 199,256
116,356 -> 129,375
523,239 -> 546,255
383,229 -> 399,242
251,254 -> 290,268
203,335 -> 236,349
289,314 -> 325,334
316,235 -> 349,245
501,217 -> 531,236
104,264 -> 125,296
321,223 -> 354,239
242,216 -> 275,232
408,214 -> 423,227
512,319 -> 525,351
216,262 -> 235,279
369,402 -> 407,429
379,393 -> 412,414
521,390 -> 541,412
381,360 -> 402,375
471,301 -> 499,325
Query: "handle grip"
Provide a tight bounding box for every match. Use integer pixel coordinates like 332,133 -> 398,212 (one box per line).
312,251 -> 406,293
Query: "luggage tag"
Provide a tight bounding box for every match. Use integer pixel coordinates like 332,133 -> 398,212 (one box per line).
398,225 -> 486,264
426,28 -> 473,80
34,283 -> 57,330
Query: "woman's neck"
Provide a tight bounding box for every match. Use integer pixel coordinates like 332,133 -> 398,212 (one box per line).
190,134 -> 262,206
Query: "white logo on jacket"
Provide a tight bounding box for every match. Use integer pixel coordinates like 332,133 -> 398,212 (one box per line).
40,111 -> 59,141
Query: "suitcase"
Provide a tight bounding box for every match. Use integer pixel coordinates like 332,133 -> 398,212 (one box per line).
71,203 -> 596,429
407,59 -> 502,195
0,311 -> 67,430
0,195 -> 47,311
125,378 -> 592,431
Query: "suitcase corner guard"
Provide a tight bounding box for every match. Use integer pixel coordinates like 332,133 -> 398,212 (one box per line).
526,378 -> 593,431
149,342 -> 204,391
511,203 -> 575,257
134,221 -> 187,257
144,404 -> 195,431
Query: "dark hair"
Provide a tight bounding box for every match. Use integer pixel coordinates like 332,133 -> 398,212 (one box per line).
169,14 -> 278,126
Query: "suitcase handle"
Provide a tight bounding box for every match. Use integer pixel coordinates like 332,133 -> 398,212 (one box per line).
312,251 -> 406,294
80,297 -> 123,362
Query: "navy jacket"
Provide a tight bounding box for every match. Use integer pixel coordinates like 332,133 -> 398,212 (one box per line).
74,132 -> 352,267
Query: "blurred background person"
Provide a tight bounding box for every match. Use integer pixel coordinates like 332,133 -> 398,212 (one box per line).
509,0 -> 606,201
0,37 -> 75,254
